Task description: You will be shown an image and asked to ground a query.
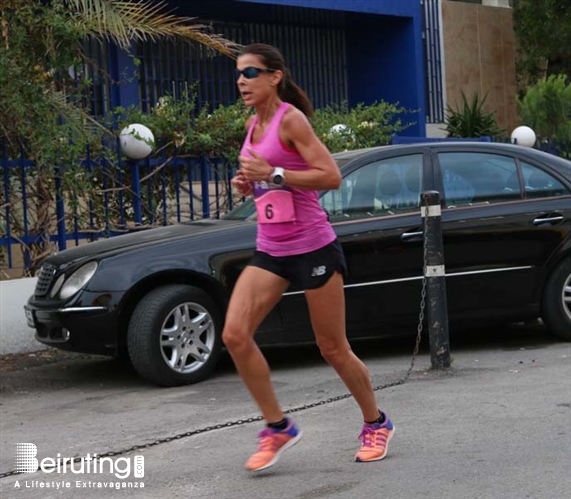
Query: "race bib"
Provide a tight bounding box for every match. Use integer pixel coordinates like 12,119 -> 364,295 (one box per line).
255,188 -> 296,224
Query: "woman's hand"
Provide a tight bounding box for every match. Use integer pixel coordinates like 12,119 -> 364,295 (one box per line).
231,170 -> 254,196
238,148 -> 274,182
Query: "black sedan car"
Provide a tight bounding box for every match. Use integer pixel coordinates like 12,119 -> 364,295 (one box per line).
25,142 -> 571,386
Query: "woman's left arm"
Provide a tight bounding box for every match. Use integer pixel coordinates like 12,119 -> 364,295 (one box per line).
280,108 -> 341,190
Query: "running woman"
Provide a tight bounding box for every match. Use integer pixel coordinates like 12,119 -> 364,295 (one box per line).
223,43 -> 394,471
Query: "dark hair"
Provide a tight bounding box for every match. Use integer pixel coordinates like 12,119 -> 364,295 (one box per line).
239,43 -> 314,118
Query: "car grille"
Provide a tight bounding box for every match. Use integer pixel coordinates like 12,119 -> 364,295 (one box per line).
35,263 -> 57,297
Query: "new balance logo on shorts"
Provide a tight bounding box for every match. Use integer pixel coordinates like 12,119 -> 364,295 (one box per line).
311,265 -> 326,277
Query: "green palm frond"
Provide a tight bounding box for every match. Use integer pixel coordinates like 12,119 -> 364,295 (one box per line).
46,90 -> 114,138
64,0 -> 241,56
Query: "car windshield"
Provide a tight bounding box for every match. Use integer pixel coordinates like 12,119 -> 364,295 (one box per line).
224,197 -> 256,220
223,157 -> 354,221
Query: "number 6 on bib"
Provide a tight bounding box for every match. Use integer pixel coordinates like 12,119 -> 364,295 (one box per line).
255,189 -> 296,224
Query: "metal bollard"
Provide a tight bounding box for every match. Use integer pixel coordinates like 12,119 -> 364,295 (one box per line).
421,191 -> 451,369
130,160 -> 143,225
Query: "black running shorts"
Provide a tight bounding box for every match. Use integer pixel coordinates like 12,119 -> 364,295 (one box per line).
248,239 -> 347,290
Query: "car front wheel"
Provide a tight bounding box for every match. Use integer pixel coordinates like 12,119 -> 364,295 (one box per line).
127,284 -> 223,386
542,257 -> 571,341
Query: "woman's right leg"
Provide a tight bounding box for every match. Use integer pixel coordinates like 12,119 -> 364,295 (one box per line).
222,265 -> 290,423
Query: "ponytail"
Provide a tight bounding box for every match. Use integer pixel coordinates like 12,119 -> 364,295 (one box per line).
239,43 -> 314,118
279,68 -> 314,118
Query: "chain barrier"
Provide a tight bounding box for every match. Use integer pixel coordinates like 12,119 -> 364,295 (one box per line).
0,198 -> 431,480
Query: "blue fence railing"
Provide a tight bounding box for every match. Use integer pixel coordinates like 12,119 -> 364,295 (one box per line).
0,140 -> 237,274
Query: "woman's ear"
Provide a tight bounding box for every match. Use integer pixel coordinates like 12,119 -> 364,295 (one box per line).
271,70 -> 284,87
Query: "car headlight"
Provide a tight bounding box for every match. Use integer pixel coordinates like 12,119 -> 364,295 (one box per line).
49,274 -> 66,298
58,262 -> 98,300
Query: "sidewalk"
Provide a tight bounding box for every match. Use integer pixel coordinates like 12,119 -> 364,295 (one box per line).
0,278 -> 45,355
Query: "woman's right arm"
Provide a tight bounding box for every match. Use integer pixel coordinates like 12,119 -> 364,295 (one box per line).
231,115 -> 256,196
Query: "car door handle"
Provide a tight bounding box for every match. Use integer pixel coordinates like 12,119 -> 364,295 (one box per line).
532,215 -> 564,226
401,230 -> 424,241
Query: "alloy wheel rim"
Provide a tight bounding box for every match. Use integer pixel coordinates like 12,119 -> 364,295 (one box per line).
563,272 -> 571,322
159,302 -> 215,374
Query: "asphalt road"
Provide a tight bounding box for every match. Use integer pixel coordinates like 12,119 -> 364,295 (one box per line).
0,323 -> 570,499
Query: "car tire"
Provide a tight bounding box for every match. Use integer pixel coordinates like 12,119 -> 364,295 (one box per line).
542,257 -> 571,341
127,285 -> 223,386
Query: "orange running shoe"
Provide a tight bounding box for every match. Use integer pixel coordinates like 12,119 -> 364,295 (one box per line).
245,420 -> 302,471
354,416 -> 395,462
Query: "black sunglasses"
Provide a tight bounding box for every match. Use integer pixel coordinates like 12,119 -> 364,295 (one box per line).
235,67 -> 277,79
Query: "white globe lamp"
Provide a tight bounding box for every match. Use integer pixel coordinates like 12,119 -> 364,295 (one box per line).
511,126 -> 536,148
330,123 -> 348,135
120,124 -> 155,160
328,123 -> 355,141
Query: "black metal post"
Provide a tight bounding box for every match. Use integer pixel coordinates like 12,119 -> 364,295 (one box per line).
421,190 -> 451,369
130,160 -> 143,226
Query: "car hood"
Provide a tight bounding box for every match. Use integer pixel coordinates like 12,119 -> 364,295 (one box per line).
46,219 -> 253,266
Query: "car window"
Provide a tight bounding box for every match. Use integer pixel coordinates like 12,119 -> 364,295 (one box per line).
320,154 -> 423,221
223,197 -> 256,220
438,152 -> 520,208
520,162 -> 569,199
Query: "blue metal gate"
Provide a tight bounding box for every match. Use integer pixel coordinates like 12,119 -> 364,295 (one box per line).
0,139 -> 234,274
137,7 -> 348,113
421,0 -> 445,124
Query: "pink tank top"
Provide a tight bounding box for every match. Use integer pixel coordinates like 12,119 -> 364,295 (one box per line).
240,102 -> 336,256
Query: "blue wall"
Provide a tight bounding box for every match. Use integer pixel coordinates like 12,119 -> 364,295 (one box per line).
345,13 -> 426,136
236,0 -> 419,17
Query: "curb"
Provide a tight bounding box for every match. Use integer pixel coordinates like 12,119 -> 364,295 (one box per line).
0,278 -> 47,355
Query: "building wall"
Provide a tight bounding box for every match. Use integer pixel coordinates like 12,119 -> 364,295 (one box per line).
441,0 -> 517,133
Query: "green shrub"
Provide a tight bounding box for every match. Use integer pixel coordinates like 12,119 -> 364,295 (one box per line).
445,92 -> 503,138
109,91 -> 251,163
311,101 -> 413,153
518,74 -> 571,144
111,96 -> 414,159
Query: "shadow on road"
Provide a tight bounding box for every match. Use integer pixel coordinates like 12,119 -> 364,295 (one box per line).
259,319 -> 556,368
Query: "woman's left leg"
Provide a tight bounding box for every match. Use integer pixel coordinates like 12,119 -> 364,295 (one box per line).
304,271 -> 379,422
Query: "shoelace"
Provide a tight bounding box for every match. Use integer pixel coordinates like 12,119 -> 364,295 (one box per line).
256,428 -> 282,452
358,426 -> 381,448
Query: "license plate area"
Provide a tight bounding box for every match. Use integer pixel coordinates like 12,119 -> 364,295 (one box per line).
25,308 -> 35,328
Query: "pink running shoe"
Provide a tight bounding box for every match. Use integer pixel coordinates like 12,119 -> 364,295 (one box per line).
354,416 -> 395,462
245,420 -> 302,471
